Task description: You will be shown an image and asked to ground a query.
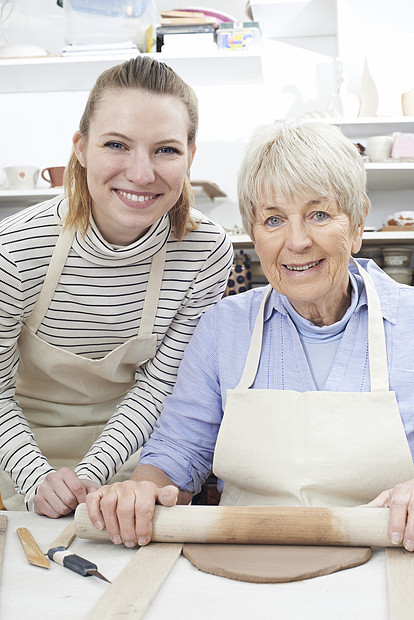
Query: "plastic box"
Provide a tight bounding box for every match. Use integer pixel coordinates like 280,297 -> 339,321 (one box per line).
63,0 -> 158,51
217,22 -> 262,51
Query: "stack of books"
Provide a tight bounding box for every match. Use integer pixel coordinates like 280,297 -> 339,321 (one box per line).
156,10 -> 218,53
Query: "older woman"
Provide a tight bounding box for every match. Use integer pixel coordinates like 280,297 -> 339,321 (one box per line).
0,55 -> 233,515
86,121 -> 414,552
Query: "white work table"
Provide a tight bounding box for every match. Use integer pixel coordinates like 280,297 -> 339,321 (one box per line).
1,511 -> 389,619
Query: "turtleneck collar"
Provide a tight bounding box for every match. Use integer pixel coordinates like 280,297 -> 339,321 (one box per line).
57,197 -> 171,267
282,272 -> 359,343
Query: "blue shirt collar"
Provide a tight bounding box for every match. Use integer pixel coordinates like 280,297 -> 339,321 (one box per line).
264,258 -> 400,325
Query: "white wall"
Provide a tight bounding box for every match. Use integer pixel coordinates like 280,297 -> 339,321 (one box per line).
337,0 -> 414,116
0,1 -> 413,232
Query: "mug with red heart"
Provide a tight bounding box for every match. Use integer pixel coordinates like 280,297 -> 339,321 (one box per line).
4,165 -> 39,189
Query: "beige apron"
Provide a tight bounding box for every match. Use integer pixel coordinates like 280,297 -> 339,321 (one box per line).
1,225 -> 166,508
214,261 -> 414,507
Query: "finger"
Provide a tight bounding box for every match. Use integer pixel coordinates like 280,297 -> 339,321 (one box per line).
39,469 -> 84,513
158,485 -> 179,507
34,489 -> 72,518
99,485 -> 123,545
57,468 -> 87,506
43,475 -> 80,512
132,482 -> 175,546
402,493 -> 414,551
85,488 -> 105,531
134,495 -> 156,547
117,492 -> 139,548
361,489 -> 392,508
83,480 -> 101,494
388,485 -> 411,546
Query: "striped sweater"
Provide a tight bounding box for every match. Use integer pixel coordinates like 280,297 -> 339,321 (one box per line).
0,196 -> 233,505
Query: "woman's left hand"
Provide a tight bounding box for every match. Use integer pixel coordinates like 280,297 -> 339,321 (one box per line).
33,468 -> 100,518
363,478 -> 414,551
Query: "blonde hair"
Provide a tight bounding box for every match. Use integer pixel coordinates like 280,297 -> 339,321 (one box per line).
64,55 -> 199,241
238,120 -> 370,238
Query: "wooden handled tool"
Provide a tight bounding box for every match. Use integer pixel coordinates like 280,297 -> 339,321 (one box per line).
17,528 -> 50,569
45,520 -> 110,582
75,504 -> 396,548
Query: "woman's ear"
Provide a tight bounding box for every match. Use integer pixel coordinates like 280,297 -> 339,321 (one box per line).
187,144 -> 196,172
352,197 -> 370,254
351,223 -> 364,254
72,131 -> 86,168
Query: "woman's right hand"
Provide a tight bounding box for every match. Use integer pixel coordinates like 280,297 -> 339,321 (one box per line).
85,480 -> 180,547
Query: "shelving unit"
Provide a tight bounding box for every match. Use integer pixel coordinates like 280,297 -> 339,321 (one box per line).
332,117 -> 414,260
0,50 -> 264,92
0,58 -> 412,255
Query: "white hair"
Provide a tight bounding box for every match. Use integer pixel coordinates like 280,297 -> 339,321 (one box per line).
238,120 -> 370,238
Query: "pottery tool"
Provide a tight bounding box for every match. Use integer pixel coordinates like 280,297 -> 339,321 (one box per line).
46,520 -> 111,583
86,543 -> 182,620
75,503 -> 398,548
0,514 -> 7,581
44,520 -> 76,553
16,527 -> 50,569
47,547 -> 111,582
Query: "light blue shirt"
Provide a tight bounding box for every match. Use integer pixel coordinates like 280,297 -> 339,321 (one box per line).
140,259 -> 414,494
283,273 -> 359,389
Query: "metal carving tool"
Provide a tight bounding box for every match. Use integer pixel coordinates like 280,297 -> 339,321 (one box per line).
46,520 -> 111,583
47,546 -> 111,582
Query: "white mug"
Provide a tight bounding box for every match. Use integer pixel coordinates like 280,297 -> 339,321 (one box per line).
4,165 -> 39,189
402,90 -> 414,116
366,136 -> 393,162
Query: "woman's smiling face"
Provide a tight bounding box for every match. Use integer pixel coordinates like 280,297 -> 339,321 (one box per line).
73,88 -> 195,245
253,194 -> 365,325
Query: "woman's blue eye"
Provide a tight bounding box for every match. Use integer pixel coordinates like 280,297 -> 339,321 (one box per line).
264,216 -> 282,227
105,141 -> 125,150
157,146 -> 179,154
314,211 -> 329,221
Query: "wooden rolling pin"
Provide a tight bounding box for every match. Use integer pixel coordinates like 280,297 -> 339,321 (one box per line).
75,504 -> 397,548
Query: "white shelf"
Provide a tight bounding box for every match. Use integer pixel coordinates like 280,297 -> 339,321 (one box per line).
332,116 -> 414,127
366,163 -> 414,191
229,231 -> 414,250
305,115 -> 414,139
0,51 -> 263,93
362,231 -> 414,245
0,188 -> 61,205
229,234 -> 254,249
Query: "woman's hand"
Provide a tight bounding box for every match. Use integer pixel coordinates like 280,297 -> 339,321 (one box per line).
85,480 -> 179,548
34,468 -> 100,518
363,479 -> 414,551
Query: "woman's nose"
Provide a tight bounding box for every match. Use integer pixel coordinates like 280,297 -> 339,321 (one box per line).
284,221 -> 312,252
126,152 -> 156,186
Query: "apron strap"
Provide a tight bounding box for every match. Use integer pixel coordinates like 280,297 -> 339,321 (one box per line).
236,261 -> 389,393
138,241 -> 167,337
350,257 -> 389,392
26,227 -> 168,338
25,225 -> 75,333
236,284 -> 272,390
